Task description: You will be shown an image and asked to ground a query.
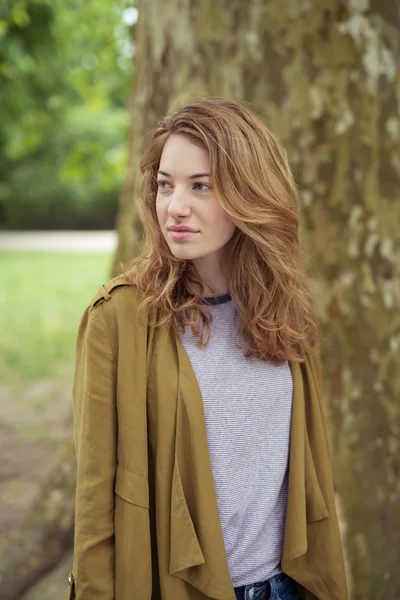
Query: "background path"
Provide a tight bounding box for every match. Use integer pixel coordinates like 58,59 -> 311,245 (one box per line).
0,230 -> 117,253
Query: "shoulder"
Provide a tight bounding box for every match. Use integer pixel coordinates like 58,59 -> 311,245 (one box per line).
75,274 -> 150,361
88,272 -> 142,309
85,272 -> 149,336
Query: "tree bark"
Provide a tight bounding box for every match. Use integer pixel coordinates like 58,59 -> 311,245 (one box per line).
253,4 -> 400,598
113,1 -> 400,597
0,438 -> 76,600
111,0 -> 267,274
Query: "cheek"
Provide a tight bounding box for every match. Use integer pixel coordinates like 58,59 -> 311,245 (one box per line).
155,202 -> 164,226
210,206 -> 236,238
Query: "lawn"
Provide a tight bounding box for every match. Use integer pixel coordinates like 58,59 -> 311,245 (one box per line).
0,251 -> 113,383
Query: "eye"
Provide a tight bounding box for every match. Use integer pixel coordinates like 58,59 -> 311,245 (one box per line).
193,182 -> 210,191
157,180 -> 171,189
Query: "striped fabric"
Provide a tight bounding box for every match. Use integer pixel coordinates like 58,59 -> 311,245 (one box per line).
178,293 -> 293,587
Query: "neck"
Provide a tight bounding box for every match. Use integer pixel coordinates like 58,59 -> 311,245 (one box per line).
191,255 -> 229,297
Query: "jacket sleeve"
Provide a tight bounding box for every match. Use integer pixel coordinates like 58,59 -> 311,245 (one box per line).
70,303 -> 117,600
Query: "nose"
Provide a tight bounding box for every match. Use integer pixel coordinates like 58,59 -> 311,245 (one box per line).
167,187 -> 191,218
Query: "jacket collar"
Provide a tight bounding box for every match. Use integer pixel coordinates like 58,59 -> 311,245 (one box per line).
169,334 -> 326,599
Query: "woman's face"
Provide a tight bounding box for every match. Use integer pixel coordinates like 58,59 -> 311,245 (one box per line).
156,134 -> 236,268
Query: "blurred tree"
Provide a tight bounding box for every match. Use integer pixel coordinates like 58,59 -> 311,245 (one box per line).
0,0 -> 133,229
0,438 -> 76,600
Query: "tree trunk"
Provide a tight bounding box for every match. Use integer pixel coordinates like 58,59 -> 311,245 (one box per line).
253,4 -> 400,599
111,0 -> 267,274
0,438 -> 76,600
113,1 -> 400,598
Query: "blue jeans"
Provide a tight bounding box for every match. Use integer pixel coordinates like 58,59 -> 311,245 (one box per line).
234,572 -> 301,600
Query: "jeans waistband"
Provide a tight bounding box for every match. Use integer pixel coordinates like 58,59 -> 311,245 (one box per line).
234,572 -> 288,600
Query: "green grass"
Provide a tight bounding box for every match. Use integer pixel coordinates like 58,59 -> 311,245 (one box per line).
0,251 -> 113,382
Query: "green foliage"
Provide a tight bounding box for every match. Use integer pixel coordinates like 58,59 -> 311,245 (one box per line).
0,0 -> 135,229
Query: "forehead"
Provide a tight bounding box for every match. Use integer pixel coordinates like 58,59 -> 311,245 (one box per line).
159,134 -> 209,174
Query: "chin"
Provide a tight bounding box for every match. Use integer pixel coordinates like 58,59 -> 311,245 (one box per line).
167,244 -> 202,261
170,249 -> 198,261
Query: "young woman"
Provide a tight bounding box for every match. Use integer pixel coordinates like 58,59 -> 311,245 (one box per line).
65,98 -> 348,600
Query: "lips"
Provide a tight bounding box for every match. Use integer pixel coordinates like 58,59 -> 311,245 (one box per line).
168,226 -> 199,233
168,229 -> 199,241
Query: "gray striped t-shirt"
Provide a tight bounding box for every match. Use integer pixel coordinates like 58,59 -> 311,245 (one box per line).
178,293 -> 293,587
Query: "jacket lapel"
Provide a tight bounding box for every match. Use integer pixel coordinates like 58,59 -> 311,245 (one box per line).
168,335 -> 326,599
169,335 -> 236,600
282,360 -> 308,562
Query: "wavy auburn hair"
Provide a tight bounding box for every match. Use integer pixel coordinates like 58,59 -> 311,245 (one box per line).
128,97 -> 319,364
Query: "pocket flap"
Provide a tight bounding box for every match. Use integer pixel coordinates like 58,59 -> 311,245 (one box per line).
115,464 -> 149,509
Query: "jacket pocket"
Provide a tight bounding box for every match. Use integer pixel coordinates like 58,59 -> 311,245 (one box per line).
305,430 -> 330,522
115,464 -> 149,509
64,571 -> 75,600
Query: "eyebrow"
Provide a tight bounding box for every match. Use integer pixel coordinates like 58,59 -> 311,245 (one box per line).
157,170 -> 210,179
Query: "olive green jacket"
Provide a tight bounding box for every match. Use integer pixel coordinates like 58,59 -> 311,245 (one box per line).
65,275 -> 348,600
